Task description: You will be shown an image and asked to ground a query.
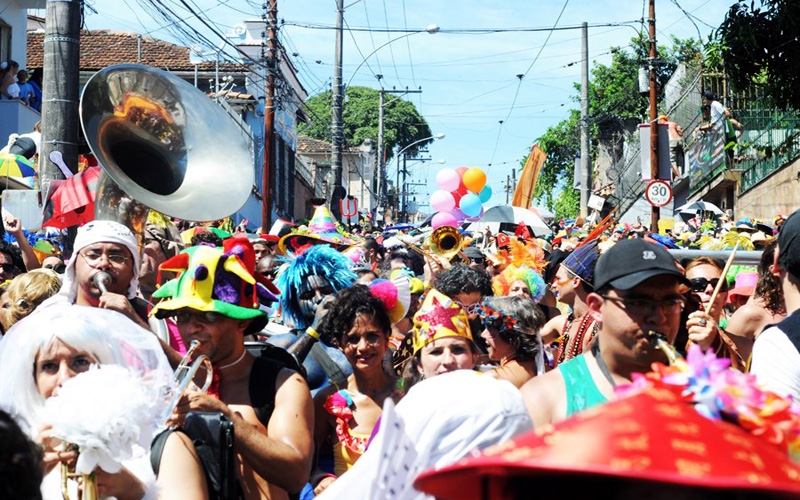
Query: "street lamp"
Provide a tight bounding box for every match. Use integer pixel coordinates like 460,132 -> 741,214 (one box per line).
331,23 -> 440,202
390,133 -> 445,222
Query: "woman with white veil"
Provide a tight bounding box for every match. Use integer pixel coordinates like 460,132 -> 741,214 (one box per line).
0,303 -> 208,500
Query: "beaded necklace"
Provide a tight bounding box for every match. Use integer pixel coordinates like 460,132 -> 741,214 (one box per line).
554,313 -> 576,365
569,315 -> 598,360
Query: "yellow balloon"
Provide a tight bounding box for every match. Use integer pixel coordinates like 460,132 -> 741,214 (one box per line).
462,168 -> 487,193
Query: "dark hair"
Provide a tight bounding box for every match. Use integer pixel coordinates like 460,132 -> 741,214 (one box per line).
0,410 -> 43,500
755,239 -> 785,315
380,247 -> 424,277
483,296 -> 545,361
0,242 -> 24,275
543,249 -> 569,285
319,284 -> 391,347
434,264 -> 493,298
190,230 -> 223,247
702,89 -> 715,100
363,237 -> 385,260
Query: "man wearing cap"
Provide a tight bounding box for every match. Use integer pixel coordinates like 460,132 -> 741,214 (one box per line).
521,239 -> 686,428
152,237 -> 314,499
750,210 -> 800,400
539,240 -> 600,366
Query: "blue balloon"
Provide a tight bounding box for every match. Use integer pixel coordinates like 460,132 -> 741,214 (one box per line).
459,193 -> 483,217
478,185 -> 493,203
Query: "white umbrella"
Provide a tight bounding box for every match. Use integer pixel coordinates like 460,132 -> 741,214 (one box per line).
530,206 -> 555,221
465,205 -> 552,236
676,200 -> 723,216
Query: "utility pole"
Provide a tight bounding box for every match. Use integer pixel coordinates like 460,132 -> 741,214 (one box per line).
330,0 -> 344,202
377,86 -> 385,219
505,175 -> 512,204
40,0 -> 81,193
579,21 -> 591,218
261,0 -> 278,232
648,0 -> 660,231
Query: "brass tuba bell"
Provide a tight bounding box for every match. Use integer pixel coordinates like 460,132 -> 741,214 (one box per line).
429,225 -> 464,261
80,64 -> 254,230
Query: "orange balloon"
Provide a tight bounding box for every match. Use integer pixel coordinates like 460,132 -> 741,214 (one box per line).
462,168 -> 487,193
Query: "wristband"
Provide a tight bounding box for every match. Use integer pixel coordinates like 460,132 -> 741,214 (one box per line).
306,326 -> 321,340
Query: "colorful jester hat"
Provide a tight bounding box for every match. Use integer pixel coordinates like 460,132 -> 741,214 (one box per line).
150,236 -> 271,334
412,288 -> 473,355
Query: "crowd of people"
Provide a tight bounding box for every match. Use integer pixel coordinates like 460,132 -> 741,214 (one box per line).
0,199 -> 799,499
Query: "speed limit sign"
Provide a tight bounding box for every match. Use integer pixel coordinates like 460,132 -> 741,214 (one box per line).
645,180 -> 672,207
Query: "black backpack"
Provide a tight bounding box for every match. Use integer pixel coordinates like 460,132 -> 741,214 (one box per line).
151,345 -> 296,500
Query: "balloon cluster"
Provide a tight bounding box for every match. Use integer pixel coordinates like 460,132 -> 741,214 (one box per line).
430,167 -> 492,229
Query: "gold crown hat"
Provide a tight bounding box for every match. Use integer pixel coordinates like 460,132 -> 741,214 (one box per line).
412,289 -> 473,355
278,205 -> 359,254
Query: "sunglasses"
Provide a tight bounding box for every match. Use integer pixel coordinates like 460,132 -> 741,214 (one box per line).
454,299 -> 482,316
173,310 -> 224,325
689,277 -> 727,293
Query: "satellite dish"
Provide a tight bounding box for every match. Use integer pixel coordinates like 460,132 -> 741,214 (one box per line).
233,24 -> 247,37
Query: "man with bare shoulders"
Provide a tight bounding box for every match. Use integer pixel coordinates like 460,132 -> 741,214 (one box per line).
539,241 -> 600,366
153,237 -> 314,499
521,239 -> 686,428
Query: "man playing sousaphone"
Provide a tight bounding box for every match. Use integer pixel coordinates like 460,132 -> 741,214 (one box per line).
151,236 -> 314,499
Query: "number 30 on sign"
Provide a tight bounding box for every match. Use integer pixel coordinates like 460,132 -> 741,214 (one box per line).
645,180 -> 672,207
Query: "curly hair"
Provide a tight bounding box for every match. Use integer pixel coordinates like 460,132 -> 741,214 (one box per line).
318,284 -> 391,348
434,264 -> 493,298
755,239 -> 785,315
491,265 -> 546,302
482,296 -> 544,361
4,269 -> 61,329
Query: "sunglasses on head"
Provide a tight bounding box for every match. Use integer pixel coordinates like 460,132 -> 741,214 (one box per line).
689,277 -> 727,293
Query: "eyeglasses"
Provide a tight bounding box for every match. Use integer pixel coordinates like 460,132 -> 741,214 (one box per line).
688,277 -> 727,293
173,310 -> 224,325
470,258 -> 485,265
79,249 -> 130,267
601,295 -> 685,316
454,299 -> 482,316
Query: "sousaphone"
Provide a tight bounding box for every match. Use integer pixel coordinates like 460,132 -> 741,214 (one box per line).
79,64 -> 253,232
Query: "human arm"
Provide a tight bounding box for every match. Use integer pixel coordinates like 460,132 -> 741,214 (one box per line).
172,368 -> 314,493
518,369 -> 565,429
540,314 -> 567,345
311,385 -> 337,495
3,216 -> 40,271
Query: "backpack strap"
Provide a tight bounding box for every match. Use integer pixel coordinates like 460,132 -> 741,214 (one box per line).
250,356 -> 284,427
150,428 -> 175,475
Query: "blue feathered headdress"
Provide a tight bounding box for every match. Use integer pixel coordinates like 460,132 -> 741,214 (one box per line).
276,244 -> 356,329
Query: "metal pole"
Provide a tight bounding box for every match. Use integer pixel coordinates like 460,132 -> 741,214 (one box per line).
648,0 -> 660,231
330,0 -> 344,202
580,21 -> 591,218
401,153 -> 408,223
377,88 -> 386,216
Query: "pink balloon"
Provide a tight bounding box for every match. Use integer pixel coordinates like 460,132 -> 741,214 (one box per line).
432,211 -> 459,229
436,168 -> 460,192
430,189 -> 456,212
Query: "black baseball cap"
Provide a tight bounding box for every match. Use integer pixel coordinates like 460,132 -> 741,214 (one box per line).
778,210 -> 800,278
594,239 -> 687,291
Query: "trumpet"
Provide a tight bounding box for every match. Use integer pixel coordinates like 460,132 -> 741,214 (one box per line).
647,330 -> 681,366
161,340 -> 213,423
61,450 -> 98,500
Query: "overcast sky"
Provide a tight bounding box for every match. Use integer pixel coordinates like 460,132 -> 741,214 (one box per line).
39,0 -> 736,211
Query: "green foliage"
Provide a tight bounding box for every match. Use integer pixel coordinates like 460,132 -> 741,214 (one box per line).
530,35 -> 698,216
717,0 -> 800,110
300,86 -> 433,161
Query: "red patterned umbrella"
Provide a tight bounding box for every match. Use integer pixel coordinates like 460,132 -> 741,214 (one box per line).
414,389 -> 800,499
41,167 -> 101,229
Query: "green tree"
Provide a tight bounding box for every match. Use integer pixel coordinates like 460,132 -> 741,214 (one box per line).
717,0 -> 800,109
300,86 -> 432,161
529,35 -> 699,218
